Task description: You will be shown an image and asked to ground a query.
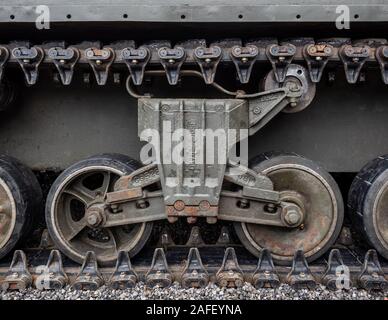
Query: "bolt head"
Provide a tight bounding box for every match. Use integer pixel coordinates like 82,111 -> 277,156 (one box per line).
284,209 -> 301,226
253,106 -> 261,115
173,200 -> 185,211
87,214 -> 98,226
308,46 -> 317,54
136,200 -> 147,209
86,207 -> 104,227
199,200 -> 210,211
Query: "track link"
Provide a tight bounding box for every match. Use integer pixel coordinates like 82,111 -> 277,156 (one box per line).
0,242 -> 387,292
0,38 -> 387,88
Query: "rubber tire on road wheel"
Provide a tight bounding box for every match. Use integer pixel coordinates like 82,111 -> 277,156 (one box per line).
348,155 -> 388,260
0,155 -> 42,259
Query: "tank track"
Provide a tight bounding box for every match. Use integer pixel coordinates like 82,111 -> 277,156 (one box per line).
0,37 -> 386,88
0,227 -> 387,292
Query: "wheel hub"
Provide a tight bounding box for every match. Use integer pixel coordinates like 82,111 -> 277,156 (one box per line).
85,204 -> 105,228
234,154 -> 344,264
282,204 -> 303,226
280,190 -> 305,227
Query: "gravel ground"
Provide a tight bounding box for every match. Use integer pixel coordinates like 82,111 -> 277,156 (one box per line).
1,282 -> 386,300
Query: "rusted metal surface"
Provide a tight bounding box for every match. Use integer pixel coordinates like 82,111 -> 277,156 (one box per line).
252,249 -> 280,289
286,250 -> 317,290
167,205 -> 218,218
216,248 -> 244,288
321,249 -> 352,291
35,250 -> 68,290
181,248 -> 209,288
303,43 -> 333,82
145,248 -> 172,288
0,250 -> 32,291
358,250 -> 388,292
108,251 -> 138,289
236,154 -> 343,264
106,188 -> 143,204
72,251 -> 104,290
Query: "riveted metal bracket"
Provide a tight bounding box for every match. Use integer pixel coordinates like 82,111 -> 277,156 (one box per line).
1,250 -> 32,291
321,249 -> 351,291
85,47 -> 115,85
121,46 -> 150,85
339,45 -> 370,84
194,46 -> 222,84
358,249 -> 388,292
35,250 -> 68,290
12,46 -> 44,85
108,251 -> 137,289
48,46 -> 80,85
0,46 -> 9,82
248,87 -> 300,135
145,248 -> 172,288
286,249 -> 316,290
375,45 -> 388,84
303,44 -> 334,83
181,248 -> 209,288
158,47 -> 186,85
216,247 -> 244,288
72,251 -> 104,290
252,249 -> 280,289
266,44 -> 296,83
230,45 -> 259,83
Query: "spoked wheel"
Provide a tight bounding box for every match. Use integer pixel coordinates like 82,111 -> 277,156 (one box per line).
46,154 -> 153,266
0,155 -> 42,259
234,152 -> 344,265
348,155 -> 388,260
